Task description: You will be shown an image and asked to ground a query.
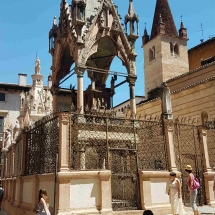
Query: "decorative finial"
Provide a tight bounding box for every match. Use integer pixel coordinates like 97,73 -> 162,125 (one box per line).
53,16 -> 57,25
200,23 -> 204,43
144,23 -> 148,36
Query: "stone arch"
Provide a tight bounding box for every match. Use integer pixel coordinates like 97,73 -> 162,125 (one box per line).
174,43 -> 179,56
52,42 -> 75,85
149,46 -> 155,61
81,35 -> 131,84
170,42 -> 174,55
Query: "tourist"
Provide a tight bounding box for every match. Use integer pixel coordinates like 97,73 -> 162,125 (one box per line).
0,184 -> 4,210
168,172 -> 185,215
143,210 -> 154,215
37,188 -> 51,215
185,165 -> 200,215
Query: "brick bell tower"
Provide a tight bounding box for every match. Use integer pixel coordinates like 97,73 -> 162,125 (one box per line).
142,0 -> 189,99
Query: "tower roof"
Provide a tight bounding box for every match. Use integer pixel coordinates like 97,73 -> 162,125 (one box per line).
150,0 -> 178,39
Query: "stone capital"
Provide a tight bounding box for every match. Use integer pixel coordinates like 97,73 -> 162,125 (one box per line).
59,112 -> 70,125
198,126 -> 207,136
75,67 -> 85,77
126,75 -> 137,86
163,113 -> 174,123
50,85 -> 60,95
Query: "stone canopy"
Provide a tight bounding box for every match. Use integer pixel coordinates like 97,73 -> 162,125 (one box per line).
49,0 -> 139,86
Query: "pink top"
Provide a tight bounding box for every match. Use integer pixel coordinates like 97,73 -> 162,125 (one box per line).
186,173 -> 194,188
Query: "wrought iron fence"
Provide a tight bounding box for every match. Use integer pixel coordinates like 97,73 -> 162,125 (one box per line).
69,113 -> 167,171
70,114 -> 109,170
173,123 -> 206,206
25,114 -> 59,175
137,120 -> 167,170
69,112 -> 167,211
14,135 -> 22,177
206,121 -> 215,168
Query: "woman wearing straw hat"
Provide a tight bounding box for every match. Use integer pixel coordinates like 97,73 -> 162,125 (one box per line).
185,165 -> 200,215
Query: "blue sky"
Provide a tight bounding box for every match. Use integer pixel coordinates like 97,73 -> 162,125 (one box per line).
0,0 -> 215,106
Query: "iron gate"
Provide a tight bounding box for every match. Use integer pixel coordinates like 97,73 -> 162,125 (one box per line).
174,123 -> 206,206
109,148 -> 139,211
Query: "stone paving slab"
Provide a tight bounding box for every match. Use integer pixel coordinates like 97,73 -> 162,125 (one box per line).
0,209 -> 7,215
166,205 -> 215,215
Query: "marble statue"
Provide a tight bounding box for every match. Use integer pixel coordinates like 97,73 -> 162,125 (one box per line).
4,129 -> 12,148
13,120 -> 20,140
162,82 -> 172,114
35,57 -> 41,74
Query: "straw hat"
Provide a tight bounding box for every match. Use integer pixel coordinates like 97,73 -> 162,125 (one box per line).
185,165 -> 192,171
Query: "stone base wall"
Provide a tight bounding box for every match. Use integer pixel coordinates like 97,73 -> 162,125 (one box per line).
2,174 -> 54,215
139,171 -> 173,215
1,170 -> 181,215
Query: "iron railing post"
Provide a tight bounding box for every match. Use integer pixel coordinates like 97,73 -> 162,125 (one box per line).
106,117 -> 110,170
133,119 -> 141,209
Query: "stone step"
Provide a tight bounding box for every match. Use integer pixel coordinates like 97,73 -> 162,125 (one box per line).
113,210 -> 144,215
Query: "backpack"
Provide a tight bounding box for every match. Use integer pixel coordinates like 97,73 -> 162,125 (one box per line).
0,188 -> 4,198
192,177 -> 200,190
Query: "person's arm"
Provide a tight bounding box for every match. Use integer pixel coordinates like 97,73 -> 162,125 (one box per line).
40,198 -> 50,215
176,179 -> 181,198
189,174 -> 194,191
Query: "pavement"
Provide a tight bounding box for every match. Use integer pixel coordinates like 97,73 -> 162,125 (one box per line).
0,209 -> 7,215
198,205 -> 215,214
166,205 -> 215,215
0,206 -> 214,215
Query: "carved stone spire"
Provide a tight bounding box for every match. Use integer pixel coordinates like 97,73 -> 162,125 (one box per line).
142,25 -> 149,46
179,19 -> 188,39
125,0 -> 139,36
151,0 -> 178,39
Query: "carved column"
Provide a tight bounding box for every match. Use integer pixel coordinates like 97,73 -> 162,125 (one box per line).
59,113 -> 70,172
199,126 -> 211,172
11,143 -> 15,177
76,67 -> 85,114
198,126 -> 215,205
163,118 -> 178,171
51,85 -> 60,113
127,76 -> 137,118
161,83 -> 177,171
5,153 -> 8,178
21,132 -> 27,175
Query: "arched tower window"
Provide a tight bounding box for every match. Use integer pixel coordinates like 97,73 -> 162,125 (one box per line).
174,43 -> 179,56
149,46 -> 155,61
170,42 -> 174,55
170,43 -> 179,56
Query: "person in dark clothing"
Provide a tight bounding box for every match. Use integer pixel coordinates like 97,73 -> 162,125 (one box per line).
143,210 -> 154,215
0,184 -> 4,210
